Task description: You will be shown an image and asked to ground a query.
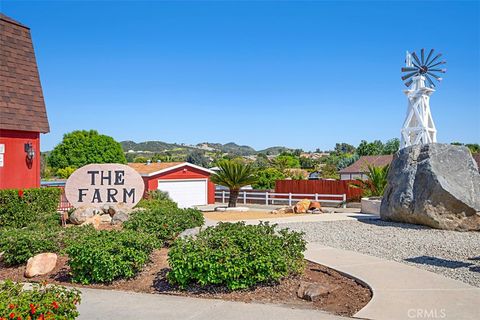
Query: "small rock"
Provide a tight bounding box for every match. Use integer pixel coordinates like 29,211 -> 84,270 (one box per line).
69,206 -> 98,225
178,227 -> 201,239
82,215 -> 102,229
297,281 -> 332,301
25,253 -> 57,278
101,204 -> 110,215
112,211 -> 129,225
100,214 -> 112,224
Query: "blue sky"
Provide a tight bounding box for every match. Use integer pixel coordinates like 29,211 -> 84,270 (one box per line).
2,0 -> 479,151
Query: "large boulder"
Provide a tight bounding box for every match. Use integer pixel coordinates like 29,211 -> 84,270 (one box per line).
25,253 -> 57,278
69,206 -> 98,225
380,143 -> 480,231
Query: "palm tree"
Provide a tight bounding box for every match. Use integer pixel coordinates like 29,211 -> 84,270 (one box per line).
351,164 -> 390,197
211,160 -> 258,207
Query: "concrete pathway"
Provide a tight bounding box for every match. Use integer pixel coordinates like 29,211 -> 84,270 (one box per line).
77,287 -> 347,320
306,243 -> 480,320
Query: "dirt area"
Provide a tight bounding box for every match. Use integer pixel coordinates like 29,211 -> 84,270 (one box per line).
204,210 -> 308,221
0,249 -> 371,317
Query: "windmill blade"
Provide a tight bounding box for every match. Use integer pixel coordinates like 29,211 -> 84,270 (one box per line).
411,52 -> 422,66
428,61 -> 446,68
405,79 -> 413,87
428,68 -> 447,73
424,49 -> 434,65
411,61 -> 422,69
427,71 -> 443,81
401,67 -> 419,72
424,74 -> 436,88
401,71 -> 418,81
427,53 -> 442,66
421,48 -> 425,64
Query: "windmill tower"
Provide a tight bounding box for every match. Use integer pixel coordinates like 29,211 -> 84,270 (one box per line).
400,49 -> 446,148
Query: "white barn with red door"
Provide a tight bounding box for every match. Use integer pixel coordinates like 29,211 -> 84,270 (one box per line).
128,162 -> 215,208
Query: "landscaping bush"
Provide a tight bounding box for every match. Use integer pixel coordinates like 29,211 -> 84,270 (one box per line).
0,279 -> 81,319
167,222 -> 306,290
0,188 -> 61,228
65,230 -> 157,284
124,205 -> 204,245
136,191 -> 178,211
0,228 -> 59,266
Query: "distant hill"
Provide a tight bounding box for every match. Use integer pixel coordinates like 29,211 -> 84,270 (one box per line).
120,140 -> 290,156
121,140 -> 191,152
198,142 -> 256,156
258,146 -> 293,155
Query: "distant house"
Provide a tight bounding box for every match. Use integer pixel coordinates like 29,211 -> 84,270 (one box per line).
0,14 -> 50,189
339,155 -> 393,180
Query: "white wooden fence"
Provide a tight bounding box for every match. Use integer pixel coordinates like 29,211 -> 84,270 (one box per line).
215,191 -> 347,208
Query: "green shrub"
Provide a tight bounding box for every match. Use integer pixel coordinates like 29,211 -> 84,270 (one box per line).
0,279 -> 81,319
0,228 -> 59,266
124,205 -> 204,245
56,166 -> 76,179
0,188 -> 61,228
65,230 -> 157,284
167,222 -> 306,290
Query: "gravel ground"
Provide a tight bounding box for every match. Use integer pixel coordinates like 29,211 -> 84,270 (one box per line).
281,219 -> 480,287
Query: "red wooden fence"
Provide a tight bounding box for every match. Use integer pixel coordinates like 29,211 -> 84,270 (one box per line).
275,179 -> 362,202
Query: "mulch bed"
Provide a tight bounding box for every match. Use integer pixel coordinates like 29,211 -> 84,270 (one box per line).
0,249 -> 371,317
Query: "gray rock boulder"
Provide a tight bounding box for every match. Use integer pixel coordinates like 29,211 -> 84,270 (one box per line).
69,206 -> 98,225
380,143 -> 480,231
111,211 -> 129,225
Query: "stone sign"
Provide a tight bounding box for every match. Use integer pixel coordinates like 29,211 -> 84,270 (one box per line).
65,163 -> 145,209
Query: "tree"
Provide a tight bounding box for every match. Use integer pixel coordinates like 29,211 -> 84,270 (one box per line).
320,164 -> 339,179
252,168 -> 285,190
466,144 -> 480,153
351,164 -> 390,197
299,156 -> 315,169
334,143 -> 356,155
210,160 -> 258,207
253,153 -> 270,169
273,154 -> 300,171
48,130 -> 126,173
382,138 -> 400,154
356,140 -> 384,156
186,150 -> 208,167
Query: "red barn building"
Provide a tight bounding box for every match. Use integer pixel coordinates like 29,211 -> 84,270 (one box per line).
0,14 -> 50,189
128,162 -> 215,208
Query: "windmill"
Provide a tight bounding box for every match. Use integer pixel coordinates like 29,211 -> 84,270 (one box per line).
400,49 -> 446,148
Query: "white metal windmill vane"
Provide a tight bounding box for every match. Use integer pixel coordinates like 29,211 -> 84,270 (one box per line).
400,49 -> 446,148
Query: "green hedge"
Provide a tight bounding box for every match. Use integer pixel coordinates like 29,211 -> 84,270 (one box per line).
0,280 -> 81,319
124,202 -> 204,245
0,188 -> 61,228
168,222 -> 306,290
65,230 -> 157,284
0,228 -> 59,266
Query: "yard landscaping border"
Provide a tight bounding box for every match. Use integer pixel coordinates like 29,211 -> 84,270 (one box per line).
0,249 -> 371,317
